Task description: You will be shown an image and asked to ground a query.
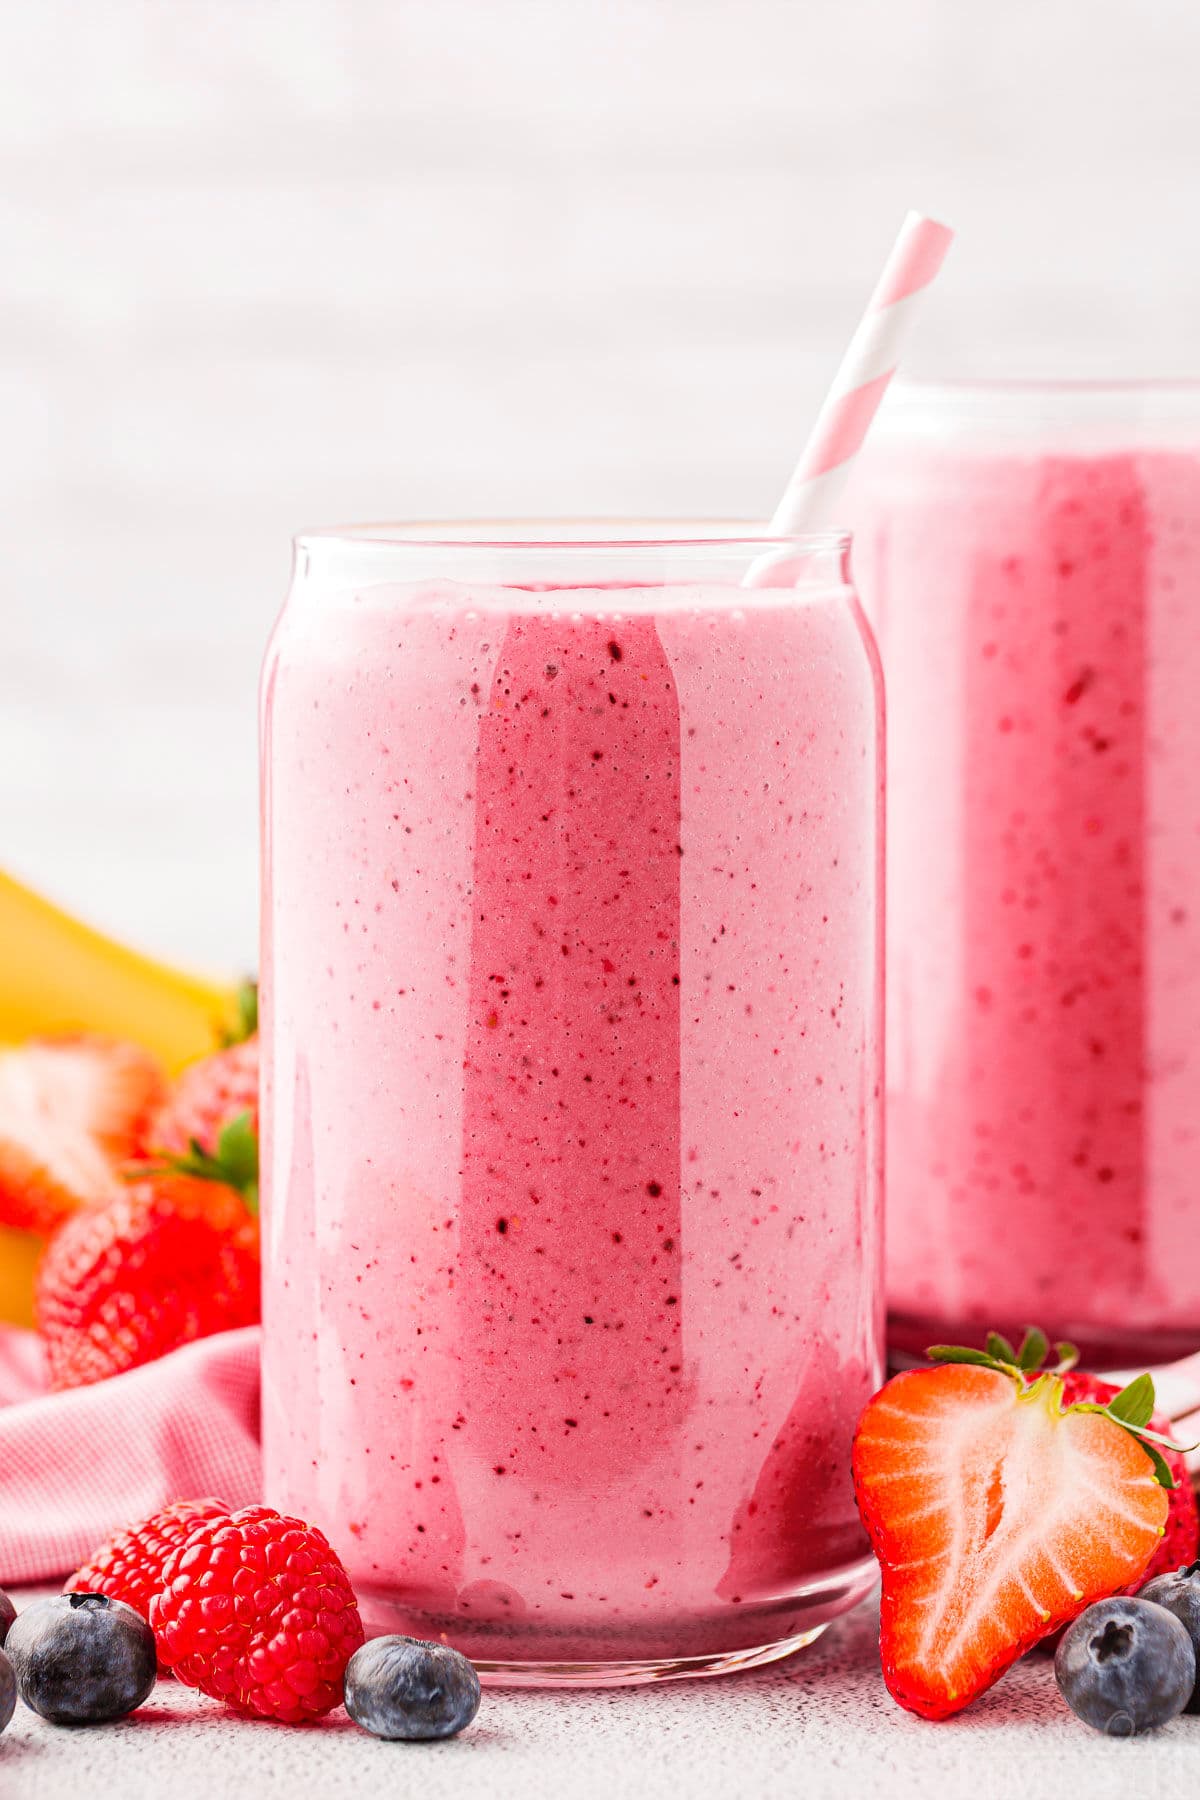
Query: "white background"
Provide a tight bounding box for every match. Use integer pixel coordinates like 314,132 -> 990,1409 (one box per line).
3,0 -> 1198,971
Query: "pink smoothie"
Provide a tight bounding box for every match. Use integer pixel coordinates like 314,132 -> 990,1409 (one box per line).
852,400 -> 1200,1360
260,547 -> 882,1670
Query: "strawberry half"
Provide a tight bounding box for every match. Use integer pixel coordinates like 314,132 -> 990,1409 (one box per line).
853,1340 -> 1175,1720
0,1036 -> 167,1234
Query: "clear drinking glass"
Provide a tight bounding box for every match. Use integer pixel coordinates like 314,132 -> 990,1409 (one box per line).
850,381 -> 1200,1365
259,523 -> 883,1685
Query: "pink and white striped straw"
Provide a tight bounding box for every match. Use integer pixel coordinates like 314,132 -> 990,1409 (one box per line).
767,210 -> 954,537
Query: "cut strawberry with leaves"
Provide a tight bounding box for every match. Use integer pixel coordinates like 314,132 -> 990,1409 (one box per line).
0,1036 -> 167,1234
854,1348 -> 1175,1720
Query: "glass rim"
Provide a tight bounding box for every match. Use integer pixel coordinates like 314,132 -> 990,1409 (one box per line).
294,519 -> 851,554
877,377 -> 1200,437
895,376 -> 1200,399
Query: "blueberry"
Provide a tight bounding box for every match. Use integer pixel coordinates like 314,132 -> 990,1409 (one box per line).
5,1592 -> 157,1726
344,1634 -> 481,1740
0,1587 -> 14,1646
1055,1596 -> 1195,1735
0,1649 -> 14,1735
1141,1561 -> 1200,1712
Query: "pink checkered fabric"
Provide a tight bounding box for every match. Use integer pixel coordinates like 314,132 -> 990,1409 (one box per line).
0,1324 -> 261,1584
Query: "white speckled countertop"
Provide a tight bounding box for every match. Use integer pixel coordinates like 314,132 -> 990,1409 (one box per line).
4,1588 -> 1199,1799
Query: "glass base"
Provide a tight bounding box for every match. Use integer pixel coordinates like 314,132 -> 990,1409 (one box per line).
470,1626 -> 829,1689
357,1555 -> 878,1688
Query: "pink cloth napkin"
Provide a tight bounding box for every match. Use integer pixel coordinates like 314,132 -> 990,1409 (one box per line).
0,1324 -> 262,1585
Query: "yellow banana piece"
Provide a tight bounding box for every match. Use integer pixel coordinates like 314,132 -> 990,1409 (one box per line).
0,870 -> 244,1068
0,1230 -> 40,1329
0,869 -> 245,1327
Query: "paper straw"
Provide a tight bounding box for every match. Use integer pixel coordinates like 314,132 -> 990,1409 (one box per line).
767,210 -> 954,538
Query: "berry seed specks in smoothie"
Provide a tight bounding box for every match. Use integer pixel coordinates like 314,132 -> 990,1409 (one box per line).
851,382 -> 1200,1364
259,526 -> 883,1682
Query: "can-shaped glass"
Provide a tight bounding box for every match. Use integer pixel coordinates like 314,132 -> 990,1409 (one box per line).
260,524 -> 883,1685
851,382 -> 1200,1365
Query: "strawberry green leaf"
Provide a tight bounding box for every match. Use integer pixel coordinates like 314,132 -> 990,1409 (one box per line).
147,1111 -> 260,1215
927,1346 -> 1010,1370
1107,1373 -> 1156,1431
215,1112 -> 259,1195
1070,1369 -> 1187,1492
1053,1341 -> 1080,1373
1134,1439 -> 1177,1491
1016,1327 -> 1049,1371
986,1332 -> 1018,1364
1128,1422 -> 1197,1453
219,979 -> 259,1047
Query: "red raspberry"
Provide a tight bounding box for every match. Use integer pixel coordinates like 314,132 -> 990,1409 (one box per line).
68,1498 -> 229,1672
150,1506 -> 365,1722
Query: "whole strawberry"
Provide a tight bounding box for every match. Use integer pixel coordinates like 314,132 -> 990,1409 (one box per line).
36,1117 -> 260,1390
153,985 -> 258,1158
69,1498 -> 229,1671
151,1506 -> 365,1721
